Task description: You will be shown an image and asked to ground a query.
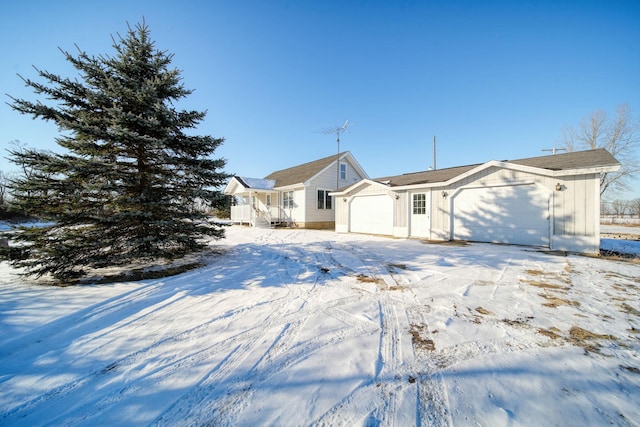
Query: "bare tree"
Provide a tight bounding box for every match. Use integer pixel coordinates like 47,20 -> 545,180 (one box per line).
611,199 -> 628,218
630,198 -> 640,219
563,104 -> 640,196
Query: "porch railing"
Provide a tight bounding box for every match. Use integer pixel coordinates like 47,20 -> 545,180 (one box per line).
231,205 -> 291,226
231,205 -> 252,223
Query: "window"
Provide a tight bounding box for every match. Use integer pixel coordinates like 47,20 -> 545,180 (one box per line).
339,163 -> 347,180
412,193 -> 426,215
266,194 -> 271,207
317,189 -> 332,210
283,191 -> 294,209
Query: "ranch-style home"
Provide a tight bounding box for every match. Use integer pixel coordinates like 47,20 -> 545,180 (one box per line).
224,152 -> 368,229
331,148 -> 620,254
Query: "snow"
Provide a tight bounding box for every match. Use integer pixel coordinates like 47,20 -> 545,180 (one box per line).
601,224 -> 640,256
237,177 -> 276,191
1,226 -> 639,426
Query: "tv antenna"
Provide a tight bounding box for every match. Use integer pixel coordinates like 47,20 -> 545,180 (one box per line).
317,120 -> 351,188
542,147 -> 567,155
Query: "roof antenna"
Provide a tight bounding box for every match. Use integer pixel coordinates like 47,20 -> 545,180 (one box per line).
317,120 -> 351,188
542,147 -> 567,155
433,135 -> 437,170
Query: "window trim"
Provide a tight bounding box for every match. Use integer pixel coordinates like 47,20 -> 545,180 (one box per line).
283,190 -> 294,209
412,193 -> 427,215
339,162 -> 347,181
317,188 -> 333,210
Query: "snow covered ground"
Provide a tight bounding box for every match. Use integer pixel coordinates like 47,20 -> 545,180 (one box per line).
0,226 -> 639,426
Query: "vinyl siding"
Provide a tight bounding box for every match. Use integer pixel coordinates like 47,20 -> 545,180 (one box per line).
306,168 -> 336,224
435,167 -> 599,242
309,158 -> 366,225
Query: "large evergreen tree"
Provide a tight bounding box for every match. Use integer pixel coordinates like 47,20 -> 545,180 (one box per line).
5,22 -> 229,281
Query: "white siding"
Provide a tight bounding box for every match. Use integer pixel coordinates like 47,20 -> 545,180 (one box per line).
280,187 -> 305,226
306,157 -> 367,225
340,165 -> 603,253
306,166 -> 339,224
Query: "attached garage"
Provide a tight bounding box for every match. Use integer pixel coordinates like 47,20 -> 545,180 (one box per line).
452,184 -> 550,247
333,149 -> 620,254
350,194 -> 393,235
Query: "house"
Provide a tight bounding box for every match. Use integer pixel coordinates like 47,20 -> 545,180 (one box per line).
224,152 -> 368,229
331,149 -> 620,254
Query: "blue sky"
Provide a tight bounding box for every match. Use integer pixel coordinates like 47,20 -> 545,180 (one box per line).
2,0 -> 639,199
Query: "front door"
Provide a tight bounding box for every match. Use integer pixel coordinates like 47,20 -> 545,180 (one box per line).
411,192 -> 430,238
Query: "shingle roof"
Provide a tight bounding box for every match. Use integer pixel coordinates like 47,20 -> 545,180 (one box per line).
374,164 -> 480,187
264,152 -> 346,187
508,148 -> 619,170
373,148 -> 619,187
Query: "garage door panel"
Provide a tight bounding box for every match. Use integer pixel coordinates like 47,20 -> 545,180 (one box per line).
453,185 -> 549,247
350,195 -> 393,235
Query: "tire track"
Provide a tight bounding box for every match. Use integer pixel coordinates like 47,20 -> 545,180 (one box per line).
312,241 -> 434,426
2,239 -> 318,425
152,234 -> 377,425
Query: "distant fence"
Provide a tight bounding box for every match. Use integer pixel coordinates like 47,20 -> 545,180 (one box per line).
600,216 -> 640,225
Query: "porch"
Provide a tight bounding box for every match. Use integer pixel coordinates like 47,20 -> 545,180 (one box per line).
230,192 -> 291,228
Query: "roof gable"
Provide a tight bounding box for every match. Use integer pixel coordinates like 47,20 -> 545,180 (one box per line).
265,152 -> 357,188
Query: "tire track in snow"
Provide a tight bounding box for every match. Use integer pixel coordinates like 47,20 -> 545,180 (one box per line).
1,292 -> 292,426
152,234 -> 378,426
152,240 -> 320,425
173,237 -> 401,425
0,280 -> 164,359
311,242 -> 445,427
319,243 -> 525,426
1,240 -> 312,425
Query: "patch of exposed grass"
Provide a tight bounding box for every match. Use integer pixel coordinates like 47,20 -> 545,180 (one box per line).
501,316 -> 534,327
525,269 -> 545,276
410,324 -> 435,351
620,365 -> 640,374
569,326 -> 616,340
538,327 -> 562,340
522,268 -> 571,286
599,250 -> 640,262
540,294 -> 581,308
475,307 -> 492,315
568,326 -> 617,352
619,303 -> 640,317
521,278 -> 569,290
387,263 -> 408,270
606,272 -> 640,284
356,274 -> 384,284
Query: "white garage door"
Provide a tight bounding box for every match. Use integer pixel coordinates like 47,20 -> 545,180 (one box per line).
453,184 -> 550,247
350,195 -> 393,235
